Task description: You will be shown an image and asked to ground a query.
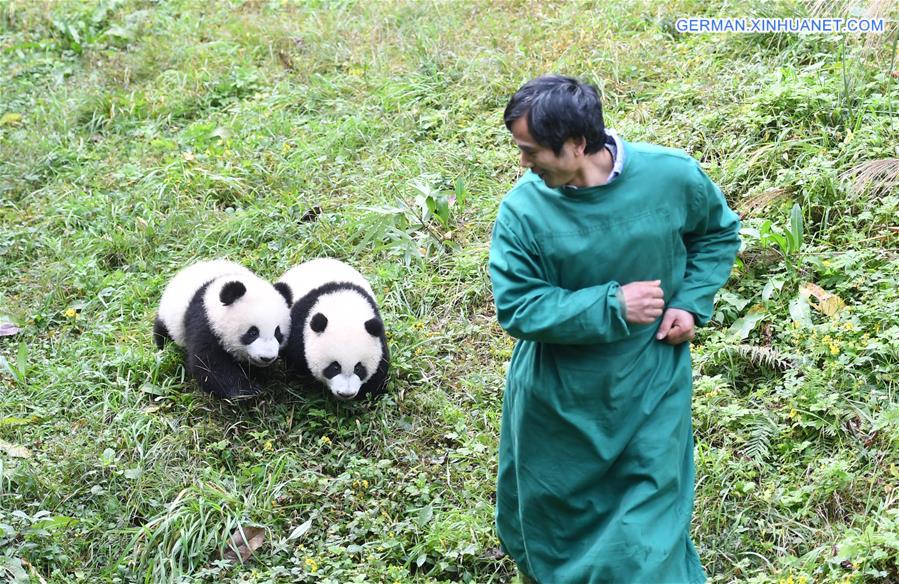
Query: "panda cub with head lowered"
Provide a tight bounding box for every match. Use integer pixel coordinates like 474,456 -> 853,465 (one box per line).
154,260 -> 292,398
277,258 -> 389,401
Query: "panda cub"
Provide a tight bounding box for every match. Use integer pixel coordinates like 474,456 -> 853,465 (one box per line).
277,258 -> 389,401
154,260 -> 292,398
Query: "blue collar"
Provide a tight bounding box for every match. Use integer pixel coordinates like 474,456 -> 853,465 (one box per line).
604,129 -> 624,184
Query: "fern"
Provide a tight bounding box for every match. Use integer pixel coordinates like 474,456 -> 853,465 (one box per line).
742,414 -> 778,464
727,344 -> 802,372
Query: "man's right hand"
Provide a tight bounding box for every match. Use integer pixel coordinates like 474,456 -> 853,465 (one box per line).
619,280 -> 665,324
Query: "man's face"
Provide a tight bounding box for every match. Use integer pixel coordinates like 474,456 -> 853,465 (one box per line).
510,116 -> 580,188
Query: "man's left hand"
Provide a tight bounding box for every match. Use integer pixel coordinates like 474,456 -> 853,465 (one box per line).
656,308 -> 695,345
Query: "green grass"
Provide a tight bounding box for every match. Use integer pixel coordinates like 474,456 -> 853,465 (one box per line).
1,0 -> 898,582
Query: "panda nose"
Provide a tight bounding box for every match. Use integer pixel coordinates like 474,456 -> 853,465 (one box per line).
260,356 -> 275,363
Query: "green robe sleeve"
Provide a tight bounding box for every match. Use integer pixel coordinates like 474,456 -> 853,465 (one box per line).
489,215 -> 631,345
668,162 -> 741,326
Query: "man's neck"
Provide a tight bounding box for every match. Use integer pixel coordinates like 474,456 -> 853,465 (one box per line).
567,146 -> 615,188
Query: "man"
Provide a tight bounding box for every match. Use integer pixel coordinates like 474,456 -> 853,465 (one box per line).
488,75 -> 740,583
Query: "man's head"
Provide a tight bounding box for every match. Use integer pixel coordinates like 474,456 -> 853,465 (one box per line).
504,75 -> 607,187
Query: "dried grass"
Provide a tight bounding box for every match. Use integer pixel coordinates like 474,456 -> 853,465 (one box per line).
806,0 -> 898,49
841,158 -> 899,199
738,187 -> 791,216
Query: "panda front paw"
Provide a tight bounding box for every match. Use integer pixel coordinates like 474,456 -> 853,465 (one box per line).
193,368 -> 262,399
207,385 -> 261,400
209,379 -> 261,400
188,354 -> 261,399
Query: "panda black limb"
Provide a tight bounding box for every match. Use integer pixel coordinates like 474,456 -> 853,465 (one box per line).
182,282 -> 261,398
153,317 -> 172,350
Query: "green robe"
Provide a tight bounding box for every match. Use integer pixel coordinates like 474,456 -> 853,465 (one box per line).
489,140 -> 740,583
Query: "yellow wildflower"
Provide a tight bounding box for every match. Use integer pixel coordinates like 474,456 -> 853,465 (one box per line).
263,440 -> 273,452
65,308 -> 77,318
305,557 -> 318,572
319,435 -> 331,445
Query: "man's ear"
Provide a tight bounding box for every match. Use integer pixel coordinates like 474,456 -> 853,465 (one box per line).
573,136 -> 587,156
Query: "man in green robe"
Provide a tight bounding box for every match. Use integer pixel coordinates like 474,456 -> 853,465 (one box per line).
488,75 -> 741,583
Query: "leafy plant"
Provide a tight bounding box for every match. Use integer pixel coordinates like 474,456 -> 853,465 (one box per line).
743,203 -> 805,276
0,342 -> 27,386
359,177 -> 469,260
415,177 -> 468,231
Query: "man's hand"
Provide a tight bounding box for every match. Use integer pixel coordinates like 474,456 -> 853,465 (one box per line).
656,308 -> 695,344
619,280 -> 665,324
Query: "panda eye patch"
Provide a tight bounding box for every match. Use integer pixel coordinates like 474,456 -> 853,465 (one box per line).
354,362 -> 367,380
323,361 -> 341,379
275,326 -> 283,344
310,312 -> 328,333
241,326 -> 260,344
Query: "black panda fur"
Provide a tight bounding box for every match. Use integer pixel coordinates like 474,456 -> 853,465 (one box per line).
153,317 -> 172,349
175,281 -> 259,398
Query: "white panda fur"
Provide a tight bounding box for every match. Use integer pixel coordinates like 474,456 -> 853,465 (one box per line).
157,260 -> 254,346
154,259 -> 292,398
276,258 -> 374,306
278,259 -> 389,401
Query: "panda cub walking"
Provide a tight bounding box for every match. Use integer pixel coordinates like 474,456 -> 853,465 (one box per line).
154,260 -> 292,398
277,258 -> 389,401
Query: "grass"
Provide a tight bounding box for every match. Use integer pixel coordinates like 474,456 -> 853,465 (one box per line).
1,0 -> 898,582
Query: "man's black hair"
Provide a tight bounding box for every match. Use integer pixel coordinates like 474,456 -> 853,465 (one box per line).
503,75 -> 606,155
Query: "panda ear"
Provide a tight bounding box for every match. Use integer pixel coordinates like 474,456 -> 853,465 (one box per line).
220,281 -> 247,306
310,312 -> 328,333
364,318 -> 383,337
273,282 -> 292,307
